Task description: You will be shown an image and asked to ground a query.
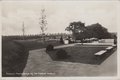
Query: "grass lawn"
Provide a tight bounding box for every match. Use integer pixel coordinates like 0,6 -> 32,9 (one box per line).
14,39 -> 62,50
47,44 -> 116,65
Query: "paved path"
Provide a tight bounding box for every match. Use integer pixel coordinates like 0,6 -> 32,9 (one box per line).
22,44 -> 117,77
96,50 -> 117,76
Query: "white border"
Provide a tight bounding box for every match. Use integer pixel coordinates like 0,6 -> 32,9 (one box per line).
0,0 -> 120,80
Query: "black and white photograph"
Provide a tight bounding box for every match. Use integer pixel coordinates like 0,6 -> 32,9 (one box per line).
1,0 -> 119,79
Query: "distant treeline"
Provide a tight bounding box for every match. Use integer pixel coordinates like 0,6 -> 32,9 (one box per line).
2,33 -> 71,41
2,32 -> 117,41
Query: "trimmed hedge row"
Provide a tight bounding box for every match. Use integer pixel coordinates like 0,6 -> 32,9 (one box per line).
2,40 -> 29,77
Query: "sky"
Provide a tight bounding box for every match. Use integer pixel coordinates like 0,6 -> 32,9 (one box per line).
1,1 -> 119,35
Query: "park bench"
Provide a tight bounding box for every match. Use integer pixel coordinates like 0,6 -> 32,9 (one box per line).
106,46 -> 113,53
94,50 -> 107,57
106,46 -> 113,50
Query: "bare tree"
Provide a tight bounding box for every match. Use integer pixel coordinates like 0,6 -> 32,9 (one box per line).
39,9 -> 47,41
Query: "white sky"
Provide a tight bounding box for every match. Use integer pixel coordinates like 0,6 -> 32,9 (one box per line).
1,1 -> 119,35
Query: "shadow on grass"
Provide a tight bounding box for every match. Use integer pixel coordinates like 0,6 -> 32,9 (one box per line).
46,46 -> 116,65
2,40 -> 29,77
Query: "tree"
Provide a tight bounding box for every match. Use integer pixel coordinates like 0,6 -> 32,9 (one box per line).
65,21 -> 86,40
39,9 -> 47,41
86,23 -> 111,39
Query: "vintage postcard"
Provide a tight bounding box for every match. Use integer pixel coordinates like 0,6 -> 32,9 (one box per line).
0,0 -> 120,80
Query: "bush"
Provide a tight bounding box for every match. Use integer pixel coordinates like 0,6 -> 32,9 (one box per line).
46,44 -> 54,51
56,49 -> 68,59
60,36 -> 64,44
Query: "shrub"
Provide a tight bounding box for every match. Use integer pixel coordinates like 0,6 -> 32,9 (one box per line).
56,49 -> 68,59
46,44 -> 54,51
60,36 -> 64,44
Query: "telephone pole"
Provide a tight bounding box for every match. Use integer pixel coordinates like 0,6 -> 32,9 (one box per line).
22,22 -> 25,40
